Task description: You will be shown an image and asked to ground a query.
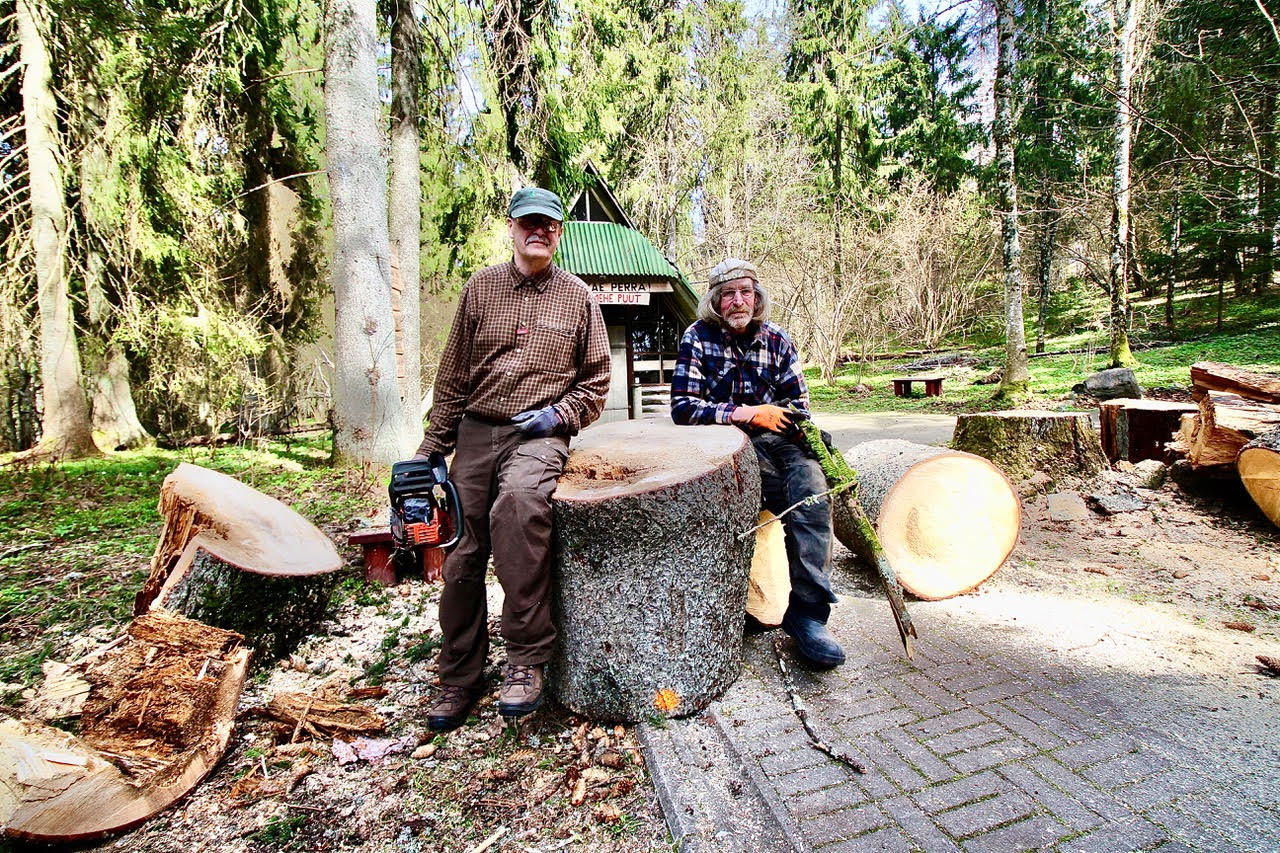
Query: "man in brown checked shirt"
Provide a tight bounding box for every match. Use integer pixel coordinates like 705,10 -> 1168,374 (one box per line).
415,188 -> 610,731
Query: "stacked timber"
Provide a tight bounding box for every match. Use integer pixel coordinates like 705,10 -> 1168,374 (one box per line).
1167,363 -> 1280,527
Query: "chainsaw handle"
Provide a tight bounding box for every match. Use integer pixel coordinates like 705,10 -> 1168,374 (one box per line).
437,477 -> 463,549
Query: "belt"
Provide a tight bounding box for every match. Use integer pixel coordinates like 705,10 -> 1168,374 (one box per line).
465,411 -> 514,427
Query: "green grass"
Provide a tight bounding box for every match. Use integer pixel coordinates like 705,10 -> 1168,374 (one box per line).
0,433 -> 382,690
810,290 -> 1280,415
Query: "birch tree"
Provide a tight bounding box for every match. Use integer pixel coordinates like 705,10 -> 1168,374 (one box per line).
324,0 -> 413,463
18,0 -> 98,458
1107,0 -> 1142,367
993,0 -> 1031,399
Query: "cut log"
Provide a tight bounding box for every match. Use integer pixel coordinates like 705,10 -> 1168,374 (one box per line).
1190,361 -> 1280,404
836,440 -> 1021,600
135,463 -> 343,662
1,612 -> 249,842
951,410 -> 1107,483
549,421 -> 760,721
1179,392 -> 1280,469
746,510 -> 788,627
1098,398 -> 1198,463
1239,428 -> 1280,527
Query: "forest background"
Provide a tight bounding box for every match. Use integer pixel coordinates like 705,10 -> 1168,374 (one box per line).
3,0 -> 1278,463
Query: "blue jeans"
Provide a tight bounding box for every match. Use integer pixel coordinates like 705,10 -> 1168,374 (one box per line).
752,433 -> 838,622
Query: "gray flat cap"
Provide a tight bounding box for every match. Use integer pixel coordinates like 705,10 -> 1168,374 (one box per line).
708,258 -> 758,287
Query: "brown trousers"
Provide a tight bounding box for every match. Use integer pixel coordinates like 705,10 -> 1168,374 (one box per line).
437,415 -> 569,691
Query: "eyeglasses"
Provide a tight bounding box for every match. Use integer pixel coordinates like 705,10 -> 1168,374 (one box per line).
719,286 -> 755,303
515,216 -> 562,234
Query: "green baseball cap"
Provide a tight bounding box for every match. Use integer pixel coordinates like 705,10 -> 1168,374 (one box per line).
508,187 -> 564,221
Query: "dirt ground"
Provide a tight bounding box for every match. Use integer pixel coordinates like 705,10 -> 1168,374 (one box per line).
10,459 -> 1280,853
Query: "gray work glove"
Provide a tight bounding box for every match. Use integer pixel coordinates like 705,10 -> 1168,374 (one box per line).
512,406 -> 561,437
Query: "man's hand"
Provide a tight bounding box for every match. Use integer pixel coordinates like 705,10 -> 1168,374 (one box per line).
512,406 -> 561,437
731,404 -> 792,433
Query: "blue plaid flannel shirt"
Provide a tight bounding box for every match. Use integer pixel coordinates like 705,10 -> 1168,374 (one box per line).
670,320 -> 811,428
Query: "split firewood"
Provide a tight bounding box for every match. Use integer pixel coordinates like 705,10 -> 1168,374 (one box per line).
256,692 -> 385,739
1175,393 -> 1280,469
0,612 -> 249,842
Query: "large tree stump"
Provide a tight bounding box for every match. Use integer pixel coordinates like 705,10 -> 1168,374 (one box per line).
835,440 -> 1021,600
135,463 -> 343,662
1239,428 -> 1280,527
1,612 -> 249,842
549,421 -> 760,722
952,410 -> 1107,482
1099,398 -> 1197,463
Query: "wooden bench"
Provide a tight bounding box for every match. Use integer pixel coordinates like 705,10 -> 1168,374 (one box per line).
348,527 -> 445,585
892,376 -> 944,398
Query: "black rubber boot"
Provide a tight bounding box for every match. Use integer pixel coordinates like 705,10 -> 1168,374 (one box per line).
781,611 -> 846,668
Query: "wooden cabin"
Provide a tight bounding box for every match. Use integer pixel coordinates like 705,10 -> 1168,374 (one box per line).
555,167 -> 698,423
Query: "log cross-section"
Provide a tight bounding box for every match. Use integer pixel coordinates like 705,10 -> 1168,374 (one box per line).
548,421 -> 760,722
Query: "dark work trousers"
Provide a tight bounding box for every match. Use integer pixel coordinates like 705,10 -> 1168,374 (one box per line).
752,432 -> 838,622
437,415 -> 569,692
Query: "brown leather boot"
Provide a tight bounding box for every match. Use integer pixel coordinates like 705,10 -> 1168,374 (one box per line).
427,684 -> 478,731
498,664 -> 543,718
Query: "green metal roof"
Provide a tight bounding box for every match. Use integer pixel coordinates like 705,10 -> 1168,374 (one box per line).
556,221 -> 682,281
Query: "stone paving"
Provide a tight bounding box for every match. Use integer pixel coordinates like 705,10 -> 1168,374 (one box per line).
640,576 -> 1280,852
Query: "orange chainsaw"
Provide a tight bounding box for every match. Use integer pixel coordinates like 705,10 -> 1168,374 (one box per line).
389,454 -> 462,559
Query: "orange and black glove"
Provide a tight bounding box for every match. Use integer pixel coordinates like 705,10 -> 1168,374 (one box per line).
746,403 -> 793,433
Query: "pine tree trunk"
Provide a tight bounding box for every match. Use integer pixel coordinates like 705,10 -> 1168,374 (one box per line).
1108,0 -> 1141,368
324,0 -> 412,463
390,0 -> 422,443
1257,87 -> 1276,294
19,0 -> 97,459
993,0 -> 1030,397
1166,173 -> 1181,331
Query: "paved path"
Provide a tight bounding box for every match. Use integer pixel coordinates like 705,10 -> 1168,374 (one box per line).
811,412 -> 956,450
640,575 -> 1280,851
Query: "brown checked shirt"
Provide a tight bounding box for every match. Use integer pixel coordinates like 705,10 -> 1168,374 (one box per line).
417,260 -> 611,456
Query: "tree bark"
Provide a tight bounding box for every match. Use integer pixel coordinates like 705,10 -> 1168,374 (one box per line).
84,251 -> 149,450
1166,173 -> 1181,331
1238,428 -> 1280,527
18,0 -> 97,459
324,0 -> 413,463
835,440 -> 1020,600
549,421 -> 760,722
993,0 -> 1031,398
1108,0 -> 1142,368
952,410 -> 1108,482
390,0 -> 422,444
135,463 -> 343,662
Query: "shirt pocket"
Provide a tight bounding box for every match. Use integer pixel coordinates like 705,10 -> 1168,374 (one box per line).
530,321 -> 577,373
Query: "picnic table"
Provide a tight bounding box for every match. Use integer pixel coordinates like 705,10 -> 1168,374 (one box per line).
892,375 -> 944,398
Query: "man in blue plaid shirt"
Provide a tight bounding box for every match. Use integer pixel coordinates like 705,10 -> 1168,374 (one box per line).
670,258 -> 844,668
